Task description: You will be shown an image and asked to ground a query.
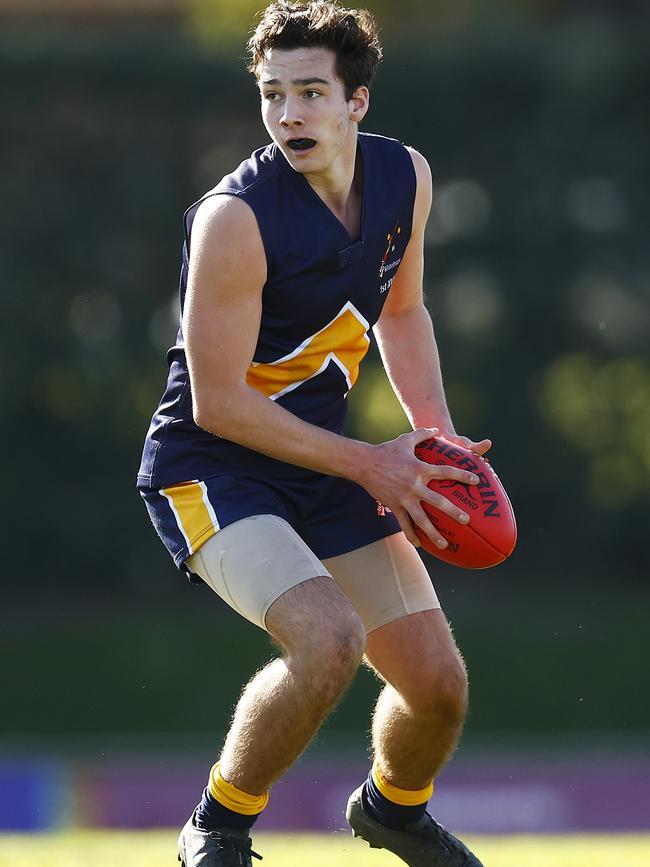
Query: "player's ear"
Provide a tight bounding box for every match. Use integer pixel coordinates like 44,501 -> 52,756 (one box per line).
349,86 -> 369,123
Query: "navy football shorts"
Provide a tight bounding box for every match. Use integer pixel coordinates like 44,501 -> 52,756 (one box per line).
140,471 -> 401,574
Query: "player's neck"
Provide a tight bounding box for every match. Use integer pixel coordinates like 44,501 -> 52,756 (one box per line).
305,134 -> 362,237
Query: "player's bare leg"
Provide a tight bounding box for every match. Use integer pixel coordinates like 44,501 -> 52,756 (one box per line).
180,575 -> 366,866
366,608 -> 468,788
220,575 -> 366,793
346,608 -> 484,866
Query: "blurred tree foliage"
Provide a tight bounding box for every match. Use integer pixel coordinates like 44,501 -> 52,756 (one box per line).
538,354 -> 650,507
0,9 -> 648,609
187,0 -> 649,50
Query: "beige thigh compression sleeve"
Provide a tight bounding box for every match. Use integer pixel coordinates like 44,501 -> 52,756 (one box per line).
185,514 -> 331,630
323,532 -> 440,634
186,514 -> 439,634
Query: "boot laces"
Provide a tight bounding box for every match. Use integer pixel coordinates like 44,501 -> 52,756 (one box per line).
207,830 -> 262,865
417,815 -> 472,866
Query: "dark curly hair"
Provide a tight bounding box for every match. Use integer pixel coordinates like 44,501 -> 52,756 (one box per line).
247,1 -> 383,99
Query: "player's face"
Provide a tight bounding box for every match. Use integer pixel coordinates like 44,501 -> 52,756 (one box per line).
258,47 -> 368,179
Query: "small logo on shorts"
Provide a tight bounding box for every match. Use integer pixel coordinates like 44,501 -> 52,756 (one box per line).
376,501 -> 392,517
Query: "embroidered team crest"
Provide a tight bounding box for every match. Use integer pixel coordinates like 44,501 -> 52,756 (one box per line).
379,221 -> 402,278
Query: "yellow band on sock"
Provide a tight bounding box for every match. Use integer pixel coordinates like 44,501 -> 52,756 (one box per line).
208,763 -> 270,816
372,762 -> 434,807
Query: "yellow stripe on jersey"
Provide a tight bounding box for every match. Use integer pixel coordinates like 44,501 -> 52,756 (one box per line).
247,301 -> 371,400
161,480 -> 220,555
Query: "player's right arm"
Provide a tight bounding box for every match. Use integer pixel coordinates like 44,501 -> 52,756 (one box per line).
184,195 -> 477,548
184,193 -> 366,480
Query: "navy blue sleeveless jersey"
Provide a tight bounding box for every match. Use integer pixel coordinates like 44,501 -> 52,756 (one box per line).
138,132 -> 416,568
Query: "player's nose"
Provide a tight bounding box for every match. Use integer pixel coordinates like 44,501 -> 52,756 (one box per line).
280,96 -> 303,127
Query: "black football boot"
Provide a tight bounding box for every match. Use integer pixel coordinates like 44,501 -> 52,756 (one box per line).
346,785 -> 484,867
177,811 -> 262,867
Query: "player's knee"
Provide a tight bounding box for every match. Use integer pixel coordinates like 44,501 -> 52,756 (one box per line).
302,611 -> 366,701
321,610 -> 366,674
332,611 -> 366,667
409,655 -> 468,724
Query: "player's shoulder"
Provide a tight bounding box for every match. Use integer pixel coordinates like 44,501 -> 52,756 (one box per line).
185,144 -> 280,244
188,194 -> 264,273
360,132 -> 430,191
215,143 -> 280,196
360,130 -> 411,160
188,143 -> 282,233
403,146 -> 432,188
193,190 -> 257,232
186,191 -> 266,285
401,145 -> 433,221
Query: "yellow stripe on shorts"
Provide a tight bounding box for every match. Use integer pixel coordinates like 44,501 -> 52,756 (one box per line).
161,480 -> 220,555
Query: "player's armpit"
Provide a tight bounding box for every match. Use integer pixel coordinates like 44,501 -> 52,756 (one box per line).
183,195 -> 267,433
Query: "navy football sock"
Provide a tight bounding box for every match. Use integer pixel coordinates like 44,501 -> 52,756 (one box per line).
194,763 -> 268,833
363,768 -> 429,830
194,786 -> 261,833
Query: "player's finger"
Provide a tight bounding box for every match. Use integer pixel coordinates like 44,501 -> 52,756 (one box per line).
418,487 -> 471,525
468,438 -> 492,455
409,427 -> 439,446
452,435 -> 492,456
410,503 -> 448,549
392,506 -> 421,547
423,464 -> 480,486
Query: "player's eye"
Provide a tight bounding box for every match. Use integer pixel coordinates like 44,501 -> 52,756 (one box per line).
263,91 -> 281,101
304,90 -> 321,99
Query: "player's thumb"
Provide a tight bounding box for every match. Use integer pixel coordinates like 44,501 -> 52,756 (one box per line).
411,427 -> 439,446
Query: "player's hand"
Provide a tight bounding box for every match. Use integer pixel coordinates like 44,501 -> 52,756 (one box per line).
439,431 -> 492,457
356,427 -> 481,549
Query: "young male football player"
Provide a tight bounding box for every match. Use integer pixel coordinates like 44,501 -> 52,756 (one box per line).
138,2 -> 491,865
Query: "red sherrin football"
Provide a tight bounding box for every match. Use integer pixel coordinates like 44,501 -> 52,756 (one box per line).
414,437 -> 517,569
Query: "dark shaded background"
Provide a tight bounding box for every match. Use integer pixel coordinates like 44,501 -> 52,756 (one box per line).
1,0 -> 648,752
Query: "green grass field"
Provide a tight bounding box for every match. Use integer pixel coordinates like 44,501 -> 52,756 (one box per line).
1,831 -> 649,867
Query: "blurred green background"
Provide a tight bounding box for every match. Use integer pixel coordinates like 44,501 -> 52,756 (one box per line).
1,0 -> 648,754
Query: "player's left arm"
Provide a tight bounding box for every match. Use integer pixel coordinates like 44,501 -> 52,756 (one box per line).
373,147 -> 491,456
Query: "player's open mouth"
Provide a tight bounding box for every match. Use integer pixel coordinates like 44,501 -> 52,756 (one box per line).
287,138 -> 316,151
